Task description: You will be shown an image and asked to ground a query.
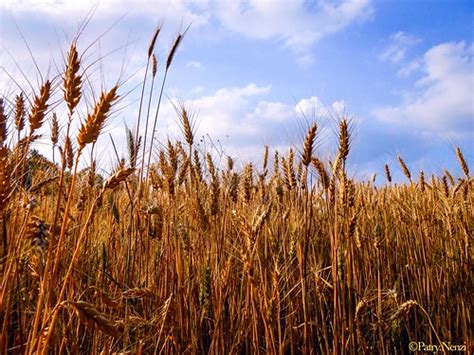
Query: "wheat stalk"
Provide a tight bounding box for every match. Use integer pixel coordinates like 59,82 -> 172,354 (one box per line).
0,98 -> 7,145
397,155 -> 411,181
63,43 -> 82,114
101,166 -> 135,192
0,146 -> 11,211
28,80 -> 51,134
302,123 -> 317,167
148,25 -> 161,58
66,301 -> 122,338
15,93 -> 26,135
455,147 -> 469,178
77,86 -> 118,152
312,157 -> 330,190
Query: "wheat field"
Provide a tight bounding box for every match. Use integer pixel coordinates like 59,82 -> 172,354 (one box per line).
0,24 -> 472,355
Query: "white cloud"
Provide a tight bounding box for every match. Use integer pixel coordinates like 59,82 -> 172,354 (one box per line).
183,83 -> 271,137
216,0 -> 373,65
0,0 -> 373,66
253,101 -> 293,123
380,31 -> 421,64
121,84 -> 345,163
0,0 -> 211,27
397,59 -> 421,77
0,0 -> 357,163
186,61 -> 202,69
184,87 -> 345,137
15,78 -> 346,166
296,96 -> 345,118
374,41 -> 474,136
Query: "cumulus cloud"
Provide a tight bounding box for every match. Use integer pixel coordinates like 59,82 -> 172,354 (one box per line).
252,101 -> 293,123
296,96 -> 345,119
189,83 -> 271,136
182,86 -> 344,138
115,84 -> 344,163
0,0 -> 373,66
374,41 -> 474,136
7,77 -> 345,167
0,0 -> 210,27
0,0 -> 354,164
216,0 -> 373,65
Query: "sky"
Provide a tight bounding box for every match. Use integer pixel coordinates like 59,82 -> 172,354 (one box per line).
0,0 -> 473,181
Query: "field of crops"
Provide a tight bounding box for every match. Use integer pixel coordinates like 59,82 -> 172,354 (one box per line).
0,25 -> 472,354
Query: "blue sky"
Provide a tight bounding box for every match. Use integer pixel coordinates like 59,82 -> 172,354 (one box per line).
0,0 -> 472,181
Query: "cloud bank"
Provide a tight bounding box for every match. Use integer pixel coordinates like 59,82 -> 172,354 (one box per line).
374,41 -> 473,137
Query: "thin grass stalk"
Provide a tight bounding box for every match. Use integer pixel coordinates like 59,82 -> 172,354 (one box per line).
38,168 -> 133,354
139,54 -> 157,185
133,59 -> 151,167
145,69 -> 168,185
